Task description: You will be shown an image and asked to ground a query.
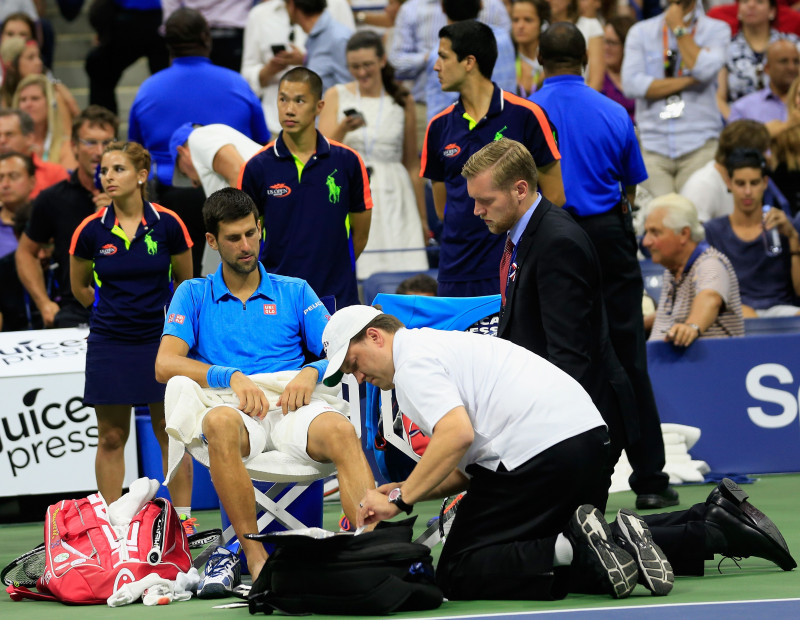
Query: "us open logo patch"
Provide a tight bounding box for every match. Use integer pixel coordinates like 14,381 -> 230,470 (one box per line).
99,243 -> 117,256
266,183 -> 291,197
443,143 -> 461,158
264,304 -> 277,315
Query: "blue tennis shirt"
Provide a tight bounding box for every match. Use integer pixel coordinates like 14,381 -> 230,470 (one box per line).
239,130 -> 372,309
162,263 -> 330,379
531,75 -> 647,217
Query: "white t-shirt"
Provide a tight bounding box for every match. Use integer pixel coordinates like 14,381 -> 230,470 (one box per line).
391,328 -> 605,474
188,124 -> 262,197
679,159 -> 732,223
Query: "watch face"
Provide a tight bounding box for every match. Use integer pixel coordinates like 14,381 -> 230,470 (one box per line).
388,488 -> 402,502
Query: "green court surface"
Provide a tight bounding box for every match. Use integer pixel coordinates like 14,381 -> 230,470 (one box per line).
2,474 -> 799,619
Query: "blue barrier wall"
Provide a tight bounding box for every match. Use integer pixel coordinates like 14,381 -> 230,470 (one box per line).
647,334 -> 800,474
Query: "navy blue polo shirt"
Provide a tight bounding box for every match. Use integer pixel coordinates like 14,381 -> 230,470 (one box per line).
239,130 -> 373,309
531,75 -> 647,217
421,84 -> 561,283
162,263 -> 330,378
70,202 -> 192,341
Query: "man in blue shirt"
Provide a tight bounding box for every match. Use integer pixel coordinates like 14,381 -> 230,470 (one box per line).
155,188 -> 375,583
240,67 -> 372,310
531,23 -> 676,511
129,7 -> 270,276
421,20 -> 563,297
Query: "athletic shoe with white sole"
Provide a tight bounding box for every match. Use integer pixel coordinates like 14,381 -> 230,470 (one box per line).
565,504 -> 638,599
615,508 -> 674,596
198,546 -> 241,599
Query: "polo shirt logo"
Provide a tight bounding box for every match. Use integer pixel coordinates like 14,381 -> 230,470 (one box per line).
494,126 -> 508,141
264,304 -> 277,315
443,143 -> 461,158
145,231 -> 158,255
168,313 -> 185,324
99,243 -> 117,256
267,183 -> 292,197
326,170 -> 341,203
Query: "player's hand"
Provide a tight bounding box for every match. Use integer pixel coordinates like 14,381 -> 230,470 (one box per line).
359,488 -> 401,526
40,300 -> 60,327
276,367 -> 317,414
230,372 -> 270,419
665,323 -> 699,347
376,482 -> 403,496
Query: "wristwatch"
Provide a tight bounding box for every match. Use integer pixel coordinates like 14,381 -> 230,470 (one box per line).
356,11 -> 367,25
686,323 -> 701,334
673,25 -> 688,38
387,488 -> 413,515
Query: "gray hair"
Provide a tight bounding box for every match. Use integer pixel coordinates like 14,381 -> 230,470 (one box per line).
645,193 -> 705,242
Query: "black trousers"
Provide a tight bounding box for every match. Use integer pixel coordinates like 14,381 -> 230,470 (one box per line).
641,502 -> 710,576
574,206 -> 669,496
436,426 -> 610,601
85,8 -> 168,115
154,181 -> 207,277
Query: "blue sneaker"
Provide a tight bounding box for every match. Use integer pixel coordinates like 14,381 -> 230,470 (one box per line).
198,547 -> 241,599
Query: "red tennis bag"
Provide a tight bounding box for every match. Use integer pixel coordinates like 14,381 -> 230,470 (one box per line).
13,493 -> 191,604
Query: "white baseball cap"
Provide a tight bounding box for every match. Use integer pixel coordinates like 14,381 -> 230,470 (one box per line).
321,305 -> 383,387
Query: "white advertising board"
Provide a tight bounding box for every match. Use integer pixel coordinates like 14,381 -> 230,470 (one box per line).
0,329 -> 138,497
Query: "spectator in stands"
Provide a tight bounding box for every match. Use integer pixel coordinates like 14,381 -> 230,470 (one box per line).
0,152 -> 35,258
85,0 -> 168,115
12,74 -> 77,168
70,141 -> 193,506
602,15 -> 637,123
239,67 -> 372,310
285,0 -> 353,93
425,0 -> 517,124
128,7 -> 269,277
716,0 -> 797,120
622,0 -> 730,197
0,202 -> 44,331
728,38 -> 800,125
547,0 -> 605,90
0,109 -> 68,198
421,20 -> 563,297
770,75 -> 800,214
705,148 -> 800,317
318,31 -> 429,280
643,193 -> 745,345
510,0 -> 549,98
708,0 -> 800,41
15,105 -> 117,328
162,0 -> 251,72
389,0 -> 510,146
241,0 -> 355,135
680,120 -> 788,222
396,272 -> 439,295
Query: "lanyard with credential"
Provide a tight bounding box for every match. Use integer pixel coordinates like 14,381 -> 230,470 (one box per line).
662,21 -> 697,78
355,85 -> 385,163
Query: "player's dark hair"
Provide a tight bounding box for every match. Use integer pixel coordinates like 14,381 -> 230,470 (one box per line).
203,187 -> 259,237
439,21 -> 497,79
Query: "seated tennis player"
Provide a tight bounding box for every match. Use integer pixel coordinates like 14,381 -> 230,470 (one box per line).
155,188 -> 375,594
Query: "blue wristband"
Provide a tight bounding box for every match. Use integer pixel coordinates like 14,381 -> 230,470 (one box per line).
206,365 -> 239,388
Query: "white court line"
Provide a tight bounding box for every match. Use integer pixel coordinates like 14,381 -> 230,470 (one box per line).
400,597 -> 800,620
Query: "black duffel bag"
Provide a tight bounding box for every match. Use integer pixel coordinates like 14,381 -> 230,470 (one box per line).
247,518 -> 443,615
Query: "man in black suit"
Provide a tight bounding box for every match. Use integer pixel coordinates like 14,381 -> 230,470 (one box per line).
462,138 -> 796,583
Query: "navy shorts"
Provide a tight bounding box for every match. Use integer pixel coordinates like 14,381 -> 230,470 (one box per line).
83,336 -> 165,406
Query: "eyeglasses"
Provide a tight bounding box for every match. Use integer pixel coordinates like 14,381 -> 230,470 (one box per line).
78,138 -> 114,148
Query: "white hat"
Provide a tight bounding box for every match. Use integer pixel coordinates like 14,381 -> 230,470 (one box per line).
321,305 -> 383,387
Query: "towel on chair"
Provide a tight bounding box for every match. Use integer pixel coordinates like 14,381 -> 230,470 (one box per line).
163,372 -> 349,483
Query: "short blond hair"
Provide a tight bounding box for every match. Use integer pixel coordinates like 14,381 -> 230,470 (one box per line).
461,138 -> 537,191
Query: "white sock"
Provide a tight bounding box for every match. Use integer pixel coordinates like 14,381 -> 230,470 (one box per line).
553,533 -> 574,566
176,507 -> 192,519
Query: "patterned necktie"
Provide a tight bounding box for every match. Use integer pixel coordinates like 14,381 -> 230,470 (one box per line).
499,235 -> 515,306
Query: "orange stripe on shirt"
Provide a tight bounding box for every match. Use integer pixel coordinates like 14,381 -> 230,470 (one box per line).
501,91 -> 561,160
237,140 -> 275,189
69,209 -> 106,255
420,103 -> 456,177
152,203 -> 194,248
329,139 -> 374,211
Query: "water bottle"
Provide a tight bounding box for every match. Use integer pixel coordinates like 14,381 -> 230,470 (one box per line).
762,205 -> 783,257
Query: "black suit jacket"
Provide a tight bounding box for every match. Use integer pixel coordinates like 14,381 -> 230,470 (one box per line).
497,198 -> 639,448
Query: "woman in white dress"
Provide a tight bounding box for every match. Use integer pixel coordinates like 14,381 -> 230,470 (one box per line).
319,31 -> 429,280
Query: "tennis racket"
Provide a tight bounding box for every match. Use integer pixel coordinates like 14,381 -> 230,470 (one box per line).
1,542 -> 45,588
413,492 -> 465,548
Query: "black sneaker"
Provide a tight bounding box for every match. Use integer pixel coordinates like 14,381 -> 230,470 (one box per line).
615,509 -> 674,596
565,505 -> 638,599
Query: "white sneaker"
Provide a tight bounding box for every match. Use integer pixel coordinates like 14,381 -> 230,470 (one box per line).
197,547 -> 241,599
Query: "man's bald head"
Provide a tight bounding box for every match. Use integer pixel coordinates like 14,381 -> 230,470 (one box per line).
766,39 -> 800,96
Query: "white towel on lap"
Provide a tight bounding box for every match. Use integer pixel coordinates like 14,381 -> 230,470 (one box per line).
163,372 -> 349,482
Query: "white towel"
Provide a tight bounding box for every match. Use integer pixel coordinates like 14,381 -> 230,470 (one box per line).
163,372 -> 349,482
106,568 -> 200,607
107,477 -> 160,527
